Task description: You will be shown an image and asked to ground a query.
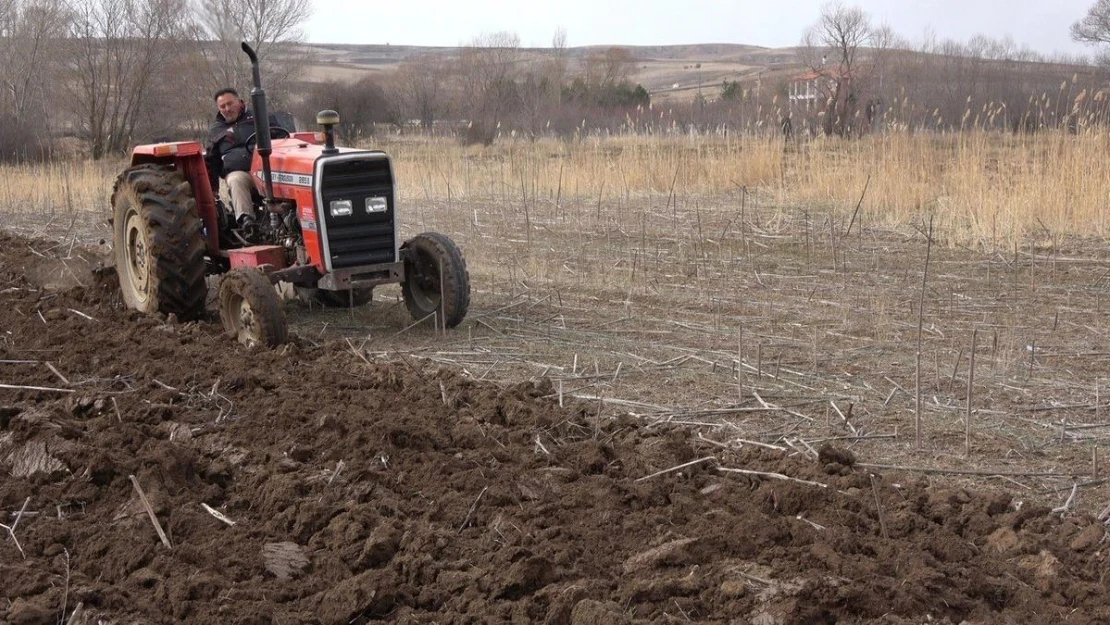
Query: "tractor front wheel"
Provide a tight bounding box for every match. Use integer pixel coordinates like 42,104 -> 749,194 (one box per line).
401,232 -> 470,328
111,165 -> 207,319
218,268 -> 288,347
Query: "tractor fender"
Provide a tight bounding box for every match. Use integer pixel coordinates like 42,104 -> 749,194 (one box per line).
128,142 -> 220,253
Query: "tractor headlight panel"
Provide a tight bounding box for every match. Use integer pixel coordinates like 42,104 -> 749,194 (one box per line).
329,199 -> 353,217
366,196 -> 388,214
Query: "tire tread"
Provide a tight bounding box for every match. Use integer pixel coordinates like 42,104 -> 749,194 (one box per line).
401,232 -> 470,328
111,164 -> 208,319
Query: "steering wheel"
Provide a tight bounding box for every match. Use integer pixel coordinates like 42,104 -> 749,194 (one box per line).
245,126 -> 292,152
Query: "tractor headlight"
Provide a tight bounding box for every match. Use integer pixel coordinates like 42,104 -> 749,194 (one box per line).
329,199 -> 353,217
366,196 -> 388,214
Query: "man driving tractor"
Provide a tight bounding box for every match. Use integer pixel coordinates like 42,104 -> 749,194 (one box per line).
111,42 -> 470,348
206,87 -> 283,229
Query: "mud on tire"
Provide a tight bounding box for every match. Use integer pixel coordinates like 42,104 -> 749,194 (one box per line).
111,164 -> 207,319
218,268 -> 288,347
401,232 -> 470,328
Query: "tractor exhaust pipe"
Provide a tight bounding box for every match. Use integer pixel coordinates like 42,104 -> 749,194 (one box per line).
241,42 -> 275,207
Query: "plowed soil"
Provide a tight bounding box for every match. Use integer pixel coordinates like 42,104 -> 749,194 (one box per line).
2,230 -> 1110,625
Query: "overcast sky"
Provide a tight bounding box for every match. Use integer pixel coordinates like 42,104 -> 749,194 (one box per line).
304,0 -> 1097,56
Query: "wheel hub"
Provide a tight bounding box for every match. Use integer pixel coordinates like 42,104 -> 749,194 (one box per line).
235,298 -> 262,346
123,210 -> 150,302
410,255 -> 441,310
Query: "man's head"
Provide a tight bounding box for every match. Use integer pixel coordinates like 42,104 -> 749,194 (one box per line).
214,87 -> 245,123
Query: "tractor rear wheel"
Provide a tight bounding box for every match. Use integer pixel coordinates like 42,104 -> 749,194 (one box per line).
218,268 -> 288,347
295,286 -> 374,308
401,232 -> 470,328
111,164 -> 207,319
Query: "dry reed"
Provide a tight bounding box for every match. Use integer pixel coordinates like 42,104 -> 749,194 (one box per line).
3,130 -> 1108,249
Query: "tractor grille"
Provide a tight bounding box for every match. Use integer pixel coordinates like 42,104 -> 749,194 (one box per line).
318,154 -> 397,269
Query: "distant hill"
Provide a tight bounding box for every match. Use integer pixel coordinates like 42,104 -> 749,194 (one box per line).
290,42 -> 1098,111
293,42 -> 809,103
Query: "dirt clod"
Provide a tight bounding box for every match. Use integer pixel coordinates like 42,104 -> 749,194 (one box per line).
263,541 -> 310,580
817,443 -> 855,468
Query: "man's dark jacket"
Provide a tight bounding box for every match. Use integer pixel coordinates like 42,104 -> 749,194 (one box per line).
206,108 -> 281,195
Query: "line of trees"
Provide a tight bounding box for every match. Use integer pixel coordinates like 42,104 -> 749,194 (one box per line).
299,31 -> 654,146
777,1 -> 1110,138
0,0 -> 655,161
312,5 -> 1110,145
0,0 -> 309,162
4,0 -> 1110,163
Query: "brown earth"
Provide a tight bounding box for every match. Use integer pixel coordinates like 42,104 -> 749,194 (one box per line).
2,230 -> 1110,625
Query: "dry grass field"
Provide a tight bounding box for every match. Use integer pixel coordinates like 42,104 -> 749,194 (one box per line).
5,131 -> 1110,516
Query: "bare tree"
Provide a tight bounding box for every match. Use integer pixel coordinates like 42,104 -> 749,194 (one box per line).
0,0 -> 70,159
294,75 -> 391,142
66,0 -> 193,158
516,28 -> 571,138
583,46 -> 635,91
390,54 -> 451,130
559,45 -> 644,114
800,1 -> 875,137
0,0 -> 68,118
1073,0 -> 1110,64
193,0 -> 312,103
455,31 -> 521,144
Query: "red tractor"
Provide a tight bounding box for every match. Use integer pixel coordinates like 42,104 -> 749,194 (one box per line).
111,43 -> 470,346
